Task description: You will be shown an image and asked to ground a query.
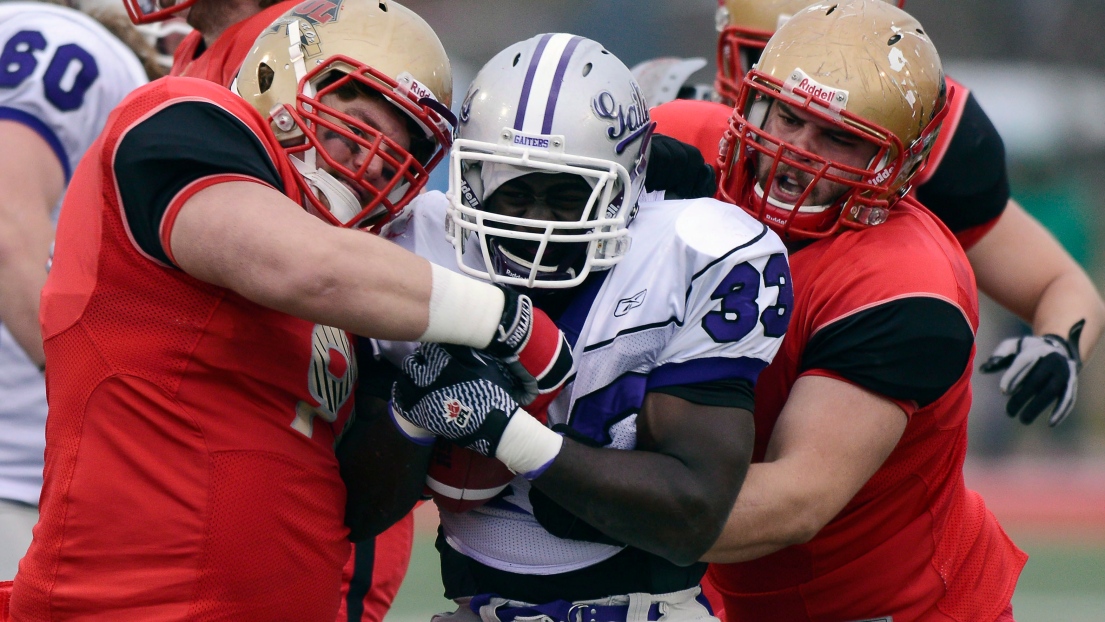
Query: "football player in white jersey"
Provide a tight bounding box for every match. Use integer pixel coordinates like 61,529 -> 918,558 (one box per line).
377,34 -> 790,621
0,0 -> 149,579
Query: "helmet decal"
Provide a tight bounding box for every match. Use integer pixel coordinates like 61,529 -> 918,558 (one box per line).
290,0 -> 347,25
512,34 -> 586,134
782,69 -> 849,112
460,88 -> 478,124
591,84 -> 651,154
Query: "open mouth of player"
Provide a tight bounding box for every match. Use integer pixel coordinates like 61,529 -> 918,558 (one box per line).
770,171 -> 812,205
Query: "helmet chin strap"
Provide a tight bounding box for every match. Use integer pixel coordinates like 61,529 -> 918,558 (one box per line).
284,19 -> 365,226
290,156 -> 364,224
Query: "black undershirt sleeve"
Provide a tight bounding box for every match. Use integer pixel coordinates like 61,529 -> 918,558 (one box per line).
649,377 -> 755,412
801,297 -> 974,408
914,92 -> 1010,234
113,100 -> 283,266
354,338 -> 400,402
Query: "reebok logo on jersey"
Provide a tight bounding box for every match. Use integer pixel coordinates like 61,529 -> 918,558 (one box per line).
614,290 -> 647,317
443,398 -> 474,429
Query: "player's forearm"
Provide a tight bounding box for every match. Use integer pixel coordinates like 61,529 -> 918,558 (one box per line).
0,124 -> 63,367
1028,269 -> 1105,362
700,462 -> 823,563
0,204 -> 54,367
172,182 -> 504,345
534,440 -> 737,566
970,200 -> 1105,360
0,257 -> 47,366
533,395 -> 754,567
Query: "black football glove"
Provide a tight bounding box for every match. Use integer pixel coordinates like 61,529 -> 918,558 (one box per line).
390,343 -> 523,457
980,320 -> 1084,427
644,134 -> 717,200
482,286 -> 574,406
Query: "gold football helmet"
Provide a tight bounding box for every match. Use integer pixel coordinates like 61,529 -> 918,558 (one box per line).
717,0 -> 948,240
715,0 -> 905,104
235,0 -> 454,231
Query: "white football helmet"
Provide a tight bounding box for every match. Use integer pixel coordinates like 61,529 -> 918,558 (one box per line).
447,33 -> 653,289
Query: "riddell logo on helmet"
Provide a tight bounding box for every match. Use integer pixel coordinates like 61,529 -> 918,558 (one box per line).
783,69 -> 849,112
396,73 -> 439,104
870,165 -> 896,185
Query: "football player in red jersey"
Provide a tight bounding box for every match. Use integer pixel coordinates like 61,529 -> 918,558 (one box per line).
654,0 -> 1104,430
8,2 -> 575,620
121,2 -> 418,619
698,2 -> 1025,620
123,0 -> 299,86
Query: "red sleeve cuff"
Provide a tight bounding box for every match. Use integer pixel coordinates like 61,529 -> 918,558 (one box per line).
798,368 -> 919,418
160,174 -> 276,266
954,215 -> 1001,252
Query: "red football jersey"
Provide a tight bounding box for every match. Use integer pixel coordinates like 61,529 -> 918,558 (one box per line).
171,1 -> 299,87
12,78 -> 356,621
706,199 -> 1026,621
651,77 -> 1004,251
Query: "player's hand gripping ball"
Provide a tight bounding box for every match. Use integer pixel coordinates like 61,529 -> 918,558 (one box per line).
424,388 -> 559,513
393,343 -> 562,512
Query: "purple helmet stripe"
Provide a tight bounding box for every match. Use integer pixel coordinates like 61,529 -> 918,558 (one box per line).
541,36 -> 585,134
513,34 -> 554,131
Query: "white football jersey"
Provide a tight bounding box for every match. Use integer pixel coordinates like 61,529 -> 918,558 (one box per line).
0,2 -> 147,505
384,190 -> 790,575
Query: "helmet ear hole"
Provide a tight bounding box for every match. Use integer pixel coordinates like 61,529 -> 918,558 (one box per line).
512,53 -> 522,67
378,2 -> 388,12
582,62 -> 592,77
826,4 -> 837,15
258,62 -> 275,93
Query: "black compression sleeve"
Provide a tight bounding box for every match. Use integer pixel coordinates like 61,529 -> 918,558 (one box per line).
354,338 -> 400,401
650,377 -> 754,411
915,92 -> 1010,233
801,297 -> 974,407
113,101 -> 283,265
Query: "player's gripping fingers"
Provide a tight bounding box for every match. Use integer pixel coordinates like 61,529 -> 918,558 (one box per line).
484,287 -> 575,404
390,344 -> 523,456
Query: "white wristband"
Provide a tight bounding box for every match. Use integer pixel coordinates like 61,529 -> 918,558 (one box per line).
418,264 -> 504,348
494,410 -> 564,479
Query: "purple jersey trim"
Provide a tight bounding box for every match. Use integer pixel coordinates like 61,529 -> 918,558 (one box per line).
542,36 -> 584,134
513,34 -> 553,131
646,356 -> 768,391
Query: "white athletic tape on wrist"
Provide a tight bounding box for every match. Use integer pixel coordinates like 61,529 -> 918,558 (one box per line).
495,410 -> 563,479
419,264 -> 504,348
